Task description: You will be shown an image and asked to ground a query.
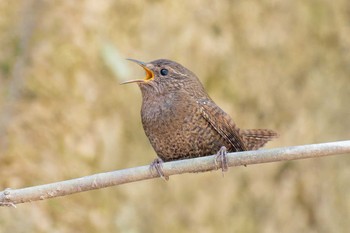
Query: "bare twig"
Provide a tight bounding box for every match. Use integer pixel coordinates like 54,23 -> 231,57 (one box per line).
0,140 -> 349,207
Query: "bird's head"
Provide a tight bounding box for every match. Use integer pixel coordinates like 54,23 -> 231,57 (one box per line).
121,59 -> 205,97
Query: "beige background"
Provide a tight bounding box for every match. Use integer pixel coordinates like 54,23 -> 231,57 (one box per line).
0,0 -> 349,232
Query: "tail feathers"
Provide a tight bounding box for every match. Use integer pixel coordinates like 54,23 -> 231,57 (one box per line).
241,129 -> 278,150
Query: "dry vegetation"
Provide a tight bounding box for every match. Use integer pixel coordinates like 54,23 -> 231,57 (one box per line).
0,0 -> 349,232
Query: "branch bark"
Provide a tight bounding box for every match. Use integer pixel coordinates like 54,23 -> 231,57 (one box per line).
1,140 -> 349,207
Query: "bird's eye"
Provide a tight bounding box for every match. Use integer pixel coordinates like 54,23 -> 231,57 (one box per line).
160,69 -> 168,76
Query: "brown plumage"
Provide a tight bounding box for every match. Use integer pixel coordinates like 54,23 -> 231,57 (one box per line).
122,59 -> 278,163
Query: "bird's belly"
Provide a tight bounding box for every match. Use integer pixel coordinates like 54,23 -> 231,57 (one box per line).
142,107 -> 230,161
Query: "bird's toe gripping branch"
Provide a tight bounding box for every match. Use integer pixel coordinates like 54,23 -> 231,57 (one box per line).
150,157 -> 169,181
215,146 -> 229,173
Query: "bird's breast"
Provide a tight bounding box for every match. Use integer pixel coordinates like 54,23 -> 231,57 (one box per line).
141,94 -> 176,124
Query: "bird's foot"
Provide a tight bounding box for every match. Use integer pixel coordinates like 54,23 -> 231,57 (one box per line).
150,157 -> 169,181
215,146 -> 228,173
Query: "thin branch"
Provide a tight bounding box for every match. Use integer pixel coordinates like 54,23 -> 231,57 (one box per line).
1,140 -> 349,207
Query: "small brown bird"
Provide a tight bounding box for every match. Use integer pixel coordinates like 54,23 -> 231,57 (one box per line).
122,59 -> 277,178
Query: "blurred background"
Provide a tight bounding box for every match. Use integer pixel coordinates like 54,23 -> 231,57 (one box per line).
0,0 -> 349,232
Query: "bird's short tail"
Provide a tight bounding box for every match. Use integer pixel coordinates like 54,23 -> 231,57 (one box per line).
241,129 -> 278,150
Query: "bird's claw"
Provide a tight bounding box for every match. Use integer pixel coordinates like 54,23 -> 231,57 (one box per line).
150,157 -> 169,181
215,146 -> 228,173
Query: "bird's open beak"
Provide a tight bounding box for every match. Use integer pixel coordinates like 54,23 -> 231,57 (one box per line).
120,59 -> 154,85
